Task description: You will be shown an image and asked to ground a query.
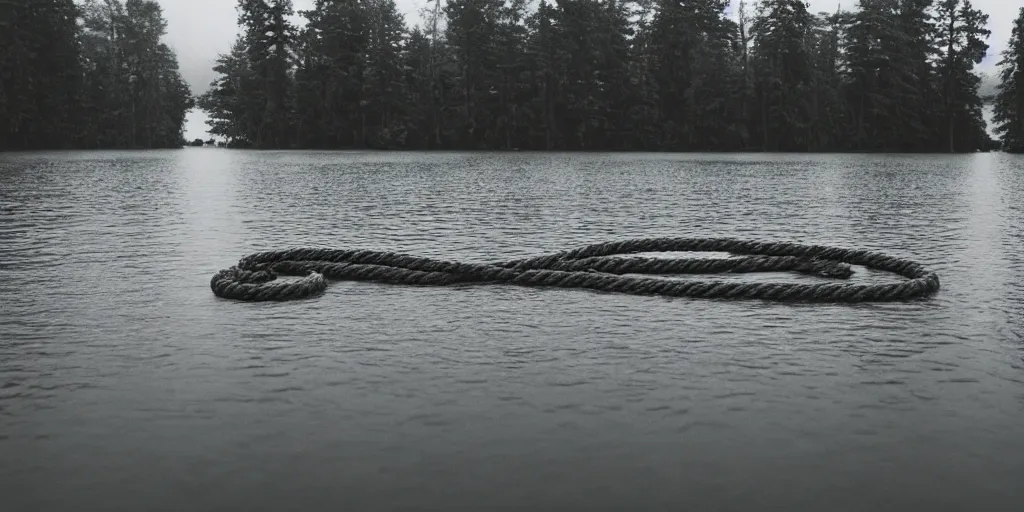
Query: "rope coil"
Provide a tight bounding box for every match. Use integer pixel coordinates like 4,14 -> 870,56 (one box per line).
209,238 -> 940,302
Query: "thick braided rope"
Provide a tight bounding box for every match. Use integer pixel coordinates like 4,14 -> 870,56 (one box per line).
209,238 -> 940,303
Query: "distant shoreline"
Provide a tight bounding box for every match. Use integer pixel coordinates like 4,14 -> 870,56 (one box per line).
3,147 -> 1011,155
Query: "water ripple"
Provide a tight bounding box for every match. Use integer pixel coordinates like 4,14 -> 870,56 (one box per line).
1,150 -> 1023,510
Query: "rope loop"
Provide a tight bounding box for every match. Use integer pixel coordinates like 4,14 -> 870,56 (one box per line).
209,238 -> 940,302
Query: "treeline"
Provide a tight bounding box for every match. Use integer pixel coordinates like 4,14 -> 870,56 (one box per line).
198,0 -> 1023,152
0,0 -> 193,150
3,1 -> 1022,153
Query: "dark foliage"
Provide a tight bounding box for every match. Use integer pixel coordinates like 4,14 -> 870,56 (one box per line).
195,0 -> 1003,152
1,0 -> 194,150
993,7 -> 1024,152
5,0 -> 1015,152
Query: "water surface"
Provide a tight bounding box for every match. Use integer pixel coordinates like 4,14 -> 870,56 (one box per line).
2,149 -> 1023,511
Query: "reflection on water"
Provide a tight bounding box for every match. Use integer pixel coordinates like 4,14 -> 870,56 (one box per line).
1,149 -> 1023,511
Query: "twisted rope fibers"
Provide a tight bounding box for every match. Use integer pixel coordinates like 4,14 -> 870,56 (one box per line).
209,238 -> 940,303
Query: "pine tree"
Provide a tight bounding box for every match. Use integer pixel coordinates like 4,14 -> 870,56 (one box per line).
805,9 -> 847,151
0,0 -> 83,149
647,0 -> 735,149
993,7 -> 1024,152
76,0 -> 193,148
593,0 -> 635,150
298,0 -> 368,147
363,0 -> 408,148
550,0 -> 605,149
492,0 -> 530,149
934,0 -> 991,152
238,0 -> 296,148
750,0 -> 815,151
400,28 -> 435,149
843,0 -> 938,151
523,0 -> 561,148
897,0 -> 941,151
443,0 -> 506,148
197,37 -> 256,146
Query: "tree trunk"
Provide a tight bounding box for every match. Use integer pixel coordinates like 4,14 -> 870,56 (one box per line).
761,87 -> 768,151
1017,71 -> 1024,147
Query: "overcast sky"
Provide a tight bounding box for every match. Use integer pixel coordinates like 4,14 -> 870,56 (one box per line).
157,0 -> 1016,140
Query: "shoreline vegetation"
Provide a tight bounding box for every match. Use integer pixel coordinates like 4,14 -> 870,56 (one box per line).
2,0 -> 193,151
3,1 -> 1024,154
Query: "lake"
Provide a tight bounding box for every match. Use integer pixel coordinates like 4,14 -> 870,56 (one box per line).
1,149 -> 1022,511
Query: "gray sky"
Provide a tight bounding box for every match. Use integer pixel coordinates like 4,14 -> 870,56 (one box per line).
158,0 -> 1016,140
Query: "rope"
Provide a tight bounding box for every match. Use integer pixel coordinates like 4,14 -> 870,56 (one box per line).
209,238 -> 941,303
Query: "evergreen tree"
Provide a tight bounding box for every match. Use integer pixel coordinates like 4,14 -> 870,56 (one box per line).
237,0 -> 296,148
551,0 -> 606,149
750,0 -> 815,151
363,0 -> 409,148
648,0 -> 737,150
491,0 -> 530,149
805,8 -> 847,151
934,0 -> 991,152
78,0 -> 131,147
443,0 -> 506,148
523,0 -> 560,148
993,7 -> 1024,152
293,0 -> 367,148
197,37 -> 256,146
0,0 -> 191,149
627,0 -> 660,149
843,0 -> 934,151
400,28 -> 436,148
0,0 -> 83,149
897,0 -> 942,151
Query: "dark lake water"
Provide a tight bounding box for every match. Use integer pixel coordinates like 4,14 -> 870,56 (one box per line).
2,149 -> 1023,511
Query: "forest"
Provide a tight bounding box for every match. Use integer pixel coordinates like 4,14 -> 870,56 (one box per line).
2,0 -> 1024,152
1,0 -> 194,150
201,0 -> 1024,152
